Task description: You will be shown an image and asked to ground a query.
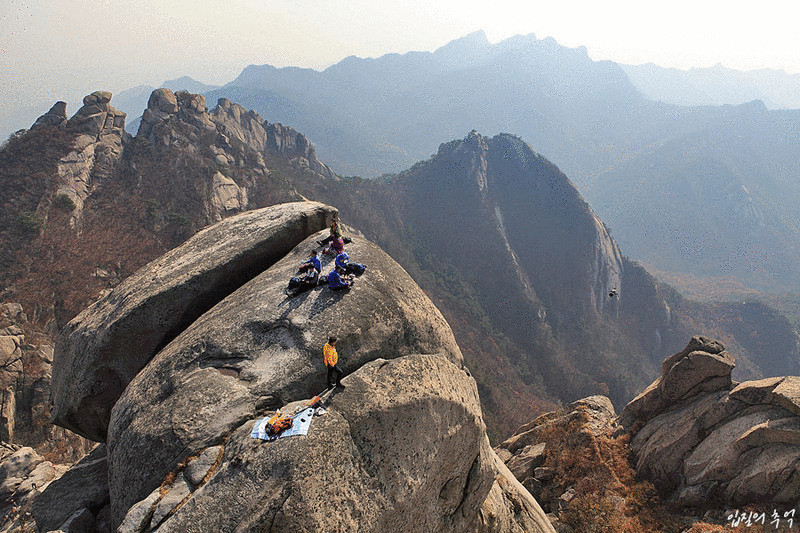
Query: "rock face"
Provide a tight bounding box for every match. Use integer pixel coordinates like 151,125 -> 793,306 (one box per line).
105,227 -> 465,521
211,97 -> 335,179
118,356 -> 551,532
31,101 -> 68,129
50,203 -> 551,530
135,89 -> 335,223
139,89 -> 333,184
0,443 -> 67,531
31,444 -> 109,532
0,304 -> 90,461
620,337 -> 800,506
55,90 -> 129,222
52,202 -> 336,442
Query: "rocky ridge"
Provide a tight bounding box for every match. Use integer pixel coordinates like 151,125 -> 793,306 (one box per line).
495,336 -> 800,530
138,89 -> 334,223
44,91 -> 129,224
44,202 -> 553,532
620,336 -> 800,507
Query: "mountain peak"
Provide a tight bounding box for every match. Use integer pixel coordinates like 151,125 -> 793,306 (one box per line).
432,30 -> 491,65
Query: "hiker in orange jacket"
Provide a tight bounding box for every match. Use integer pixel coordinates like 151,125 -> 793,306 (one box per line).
323,336 -> 344,390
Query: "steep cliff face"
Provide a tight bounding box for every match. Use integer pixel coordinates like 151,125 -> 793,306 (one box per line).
372,132 -> 685,412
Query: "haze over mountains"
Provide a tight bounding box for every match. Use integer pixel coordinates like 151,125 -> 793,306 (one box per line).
192,30 -> 800,294
621,62 -> 800,109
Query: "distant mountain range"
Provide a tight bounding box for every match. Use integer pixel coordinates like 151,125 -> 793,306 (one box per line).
6,32 -> 800,292
201,31 -> 800,293
620,62 -> 800,109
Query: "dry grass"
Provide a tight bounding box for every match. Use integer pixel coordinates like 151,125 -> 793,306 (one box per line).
536,406 -> 684,533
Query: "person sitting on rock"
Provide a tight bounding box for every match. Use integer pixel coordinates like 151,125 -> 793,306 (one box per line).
327,265 -> 353,291
298,250 -> 321,274
324,236 -> 345,256
287,251 -> 321,296
317,216 -> 343,247
335,252 -> 367,276
323,336 -> 344,390
290,267 -> 320,297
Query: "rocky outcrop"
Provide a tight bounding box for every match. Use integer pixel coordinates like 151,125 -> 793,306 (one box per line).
0,444 -> 68,531
211,97 -> 335,179
31,444 -> 109,532
105,227 -> 465,522
495,395 -> 617,525
620,337 -> 800,507
52,202 -> 336,442
49,202 -> 551,530
0,304 -> 90,462
265,121 -> 335,178
114,355 -> 552,532
138,88 -> 215,144
31,101 -> 68,129
135,89 -> 334,222
55,91 -> 129,223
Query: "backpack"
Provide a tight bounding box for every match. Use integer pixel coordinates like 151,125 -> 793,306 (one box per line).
348,262 -> 366,276
287,277 -> 301,289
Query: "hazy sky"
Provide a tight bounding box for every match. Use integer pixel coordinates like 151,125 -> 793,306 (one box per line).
2,0 -> 799,130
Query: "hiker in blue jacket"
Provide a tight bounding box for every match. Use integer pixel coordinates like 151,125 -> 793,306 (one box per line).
328,266 -> 353,291
299,250 -> 321,274
335,252 -> 367,276
288,250 -> 321,296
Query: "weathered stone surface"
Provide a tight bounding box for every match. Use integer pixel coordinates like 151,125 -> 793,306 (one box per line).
506,442 -> 546,481
661,350 -> 734,401
266,121 -> 335,179
661,335 -> 725,376
117,487 -> 160,533
32,444 -> 109,532
106,229 -> 464,521
622,336 -> 800,508
52,202 -> 336,442
773,376 -> 800,416
0,447 -> 43,485
183,445 -> 222,487
683,408 -> 787,486
478,451 -> 555,533
148,88 -> 178,114
14,460 -> 55,494
725,443 -> 800,503
32,101 -> 68,128
617,377 -> 661,427
110,355 -> 550,532
209,171 -> 247,214
150,476 -> 191,528
57,506 -> 94,532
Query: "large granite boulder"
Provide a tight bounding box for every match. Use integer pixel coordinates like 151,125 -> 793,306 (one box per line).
618,335 -> 735,427
106,228 -> 464,522
621,337 -> 800,507
115,355 -> 552,532
52,202 -> 336,442
93,222 -> 552,531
